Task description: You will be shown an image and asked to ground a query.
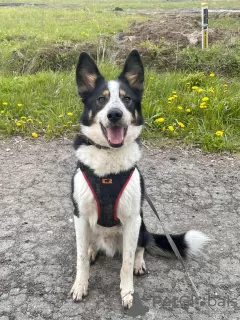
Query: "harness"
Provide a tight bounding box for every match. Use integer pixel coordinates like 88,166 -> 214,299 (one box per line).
78,162 -> 135,227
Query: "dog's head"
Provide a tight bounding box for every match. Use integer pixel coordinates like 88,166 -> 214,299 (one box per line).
76,50 -> 144,148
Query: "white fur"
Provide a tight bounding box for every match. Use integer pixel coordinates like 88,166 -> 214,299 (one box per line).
70,215 -> 90,301
76,141 -> 141,177
81,80 -> 143,149
99,81 -> 131,127
134,247 -> 146,275
185,230 -> 210,256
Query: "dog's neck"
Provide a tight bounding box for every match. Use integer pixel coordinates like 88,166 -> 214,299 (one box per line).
75,138 -> 141,177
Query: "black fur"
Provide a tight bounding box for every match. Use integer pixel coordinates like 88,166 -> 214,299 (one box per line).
71,172 -> 79,217
119,81 -> 144,126
151,233 -> 188,258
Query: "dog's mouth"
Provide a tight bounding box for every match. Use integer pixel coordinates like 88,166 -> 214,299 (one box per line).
101,124 -> 127,148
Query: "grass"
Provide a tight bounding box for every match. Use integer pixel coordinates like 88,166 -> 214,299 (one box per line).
1,66 -> 239,151
0,1 -> 240,151
0,7 -> 147,74
2,0 -> 240,9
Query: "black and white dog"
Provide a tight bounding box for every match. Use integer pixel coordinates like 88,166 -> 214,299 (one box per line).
71,50 -> 209,309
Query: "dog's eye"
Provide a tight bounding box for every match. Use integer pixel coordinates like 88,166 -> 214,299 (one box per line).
98,96 -> 106,103
124,96 -> 131,104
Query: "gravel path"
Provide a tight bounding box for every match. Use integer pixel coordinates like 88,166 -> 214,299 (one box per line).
0,138 -> 240,320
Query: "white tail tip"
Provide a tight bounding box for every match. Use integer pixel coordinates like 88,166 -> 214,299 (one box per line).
185,230 -> 210,256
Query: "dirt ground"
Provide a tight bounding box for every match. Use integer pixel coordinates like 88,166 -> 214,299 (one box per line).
0,137 -> 240,319
113,12 -> 240,50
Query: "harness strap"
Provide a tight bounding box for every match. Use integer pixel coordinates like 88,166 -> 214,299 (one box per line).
144,192 -> 200,298
79,161 -> 135,227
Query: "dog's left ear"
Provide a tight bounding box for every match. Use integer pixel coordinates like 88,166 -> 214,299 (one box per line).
76,52 -> 104,96
118,50 -> 144,91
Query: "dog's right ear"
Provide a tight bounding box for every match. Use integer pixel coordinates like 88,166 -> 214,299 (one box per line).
76,52 -> 103,96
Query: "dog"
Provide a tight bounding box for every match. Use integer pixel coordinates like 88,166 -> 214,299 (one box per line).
70,50 -> 209,309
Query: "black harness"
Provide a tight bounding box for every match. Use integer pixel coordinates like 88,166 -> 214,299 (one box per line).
78,162 -> 135,227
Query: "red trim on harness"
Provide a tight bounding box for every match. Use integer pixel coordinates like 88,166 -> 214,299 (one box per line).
81,171 -> 101,220
113,168 -> 135,221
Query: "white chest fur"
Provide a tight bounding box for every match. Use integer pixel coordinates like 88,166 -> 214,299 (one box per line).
75,141 -> 141,176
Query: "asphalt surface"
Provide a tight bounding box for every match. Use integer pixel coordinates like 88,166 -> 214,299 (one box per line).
0,138 -> 240,320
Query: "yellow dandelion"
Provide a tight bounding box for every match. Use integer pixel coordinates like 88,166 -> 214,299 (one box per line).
215,130 -> 224,137
168,125 -> 174,132
21,116 -> 27,119
198,88 -> 204,93
154,117 -> 165,123
223,84 -> 228,87
209,88 -> 214,93
168,97 -> 174,101
3,102 -> 8,106
32,132 -> 38,138
67,112 -> 73,116
172,91 -> 177,94
192,86 -> 198,90
200,103 -> 207,109
178,122 -> 185,128
58,114 -> 63,118
17,103 -> 23,107
177,106 -> 183,110
186,108 -> 191,113
16,122 -> 22,127
173,94 -> 178,98
210,73 -> 215,78
202,97 -> 209,102
63,124 -> 68,127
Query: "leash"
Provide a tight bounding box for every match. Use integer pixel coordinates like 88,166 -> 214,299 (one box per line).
144,192 -> 200,297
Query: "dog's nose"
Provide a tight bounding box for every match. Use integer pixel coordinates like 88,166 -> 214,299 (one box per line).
107,108 -> 123,123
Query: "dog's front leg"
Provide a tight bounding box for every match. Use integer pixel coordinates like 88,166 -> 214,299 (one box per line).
71,215 -> 90,301
120,215 -> 141,309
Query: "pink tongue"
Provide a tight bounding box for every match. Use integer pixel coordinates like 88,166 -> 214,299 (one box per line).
106,127 -> 124,145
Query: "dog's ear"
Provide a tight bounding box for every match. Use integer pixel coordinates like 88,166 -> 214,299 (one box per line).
76,52 -> 104,96
118,50 -> 144,91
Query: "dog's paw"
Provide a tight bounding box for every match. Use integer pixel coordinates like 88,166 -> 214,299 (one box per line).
122,292 -> 133,309
88,247 -> 97,264
70,281 -> 88,302
134,259 -> 147,276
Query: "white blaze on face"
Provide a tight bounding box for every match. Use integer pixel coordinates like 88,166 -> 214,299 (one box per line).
97,80 -> 132,145
107,81 -> 124,110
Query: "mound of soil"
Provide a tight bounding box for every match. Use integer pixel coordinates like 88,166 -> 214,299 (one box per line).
113,13 -> 228,48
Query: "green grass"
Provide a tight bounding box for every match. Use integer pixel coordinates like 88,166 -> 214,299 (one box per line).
0,6 -> 147,74
1,66 -> 239,151
2,0 -> 240,9
0,1 -> 240,151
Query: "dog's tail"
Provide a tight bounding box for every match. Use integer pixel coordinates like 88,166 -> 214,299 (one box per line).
145,229 -> 210,258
